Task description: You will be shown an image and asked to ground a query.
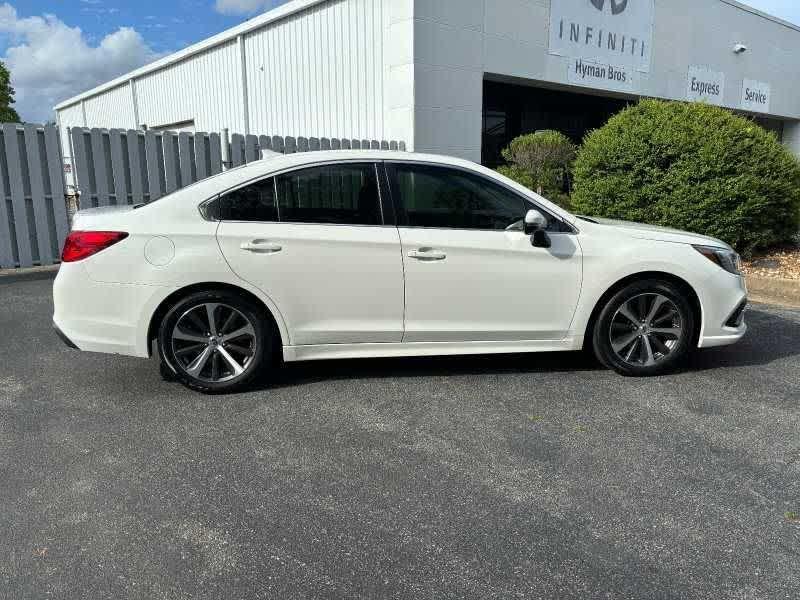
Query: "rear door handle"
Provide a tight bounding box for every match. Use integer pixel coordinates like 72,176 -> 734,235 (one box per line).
241,240 -> 283,254
408,248 -> 447,261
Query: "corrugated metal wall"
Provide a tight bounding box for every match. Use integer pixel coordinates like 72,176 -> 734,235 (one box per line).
84,84 -> 137,130
57,103 -> 85,166
136,40 -> 244,133
54,0 -> 393,153
245,0 -> 386,140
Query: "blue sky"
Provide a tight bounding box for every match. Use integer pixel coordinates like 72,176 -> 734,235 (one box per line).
740,0 -> 800,25
9,0 -> 282,54
1,0 -> 798,122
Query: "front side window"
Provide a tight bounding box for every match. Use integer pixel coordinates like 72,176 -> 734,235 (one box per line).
276,163 -> 382,226
389,163 -> 527,231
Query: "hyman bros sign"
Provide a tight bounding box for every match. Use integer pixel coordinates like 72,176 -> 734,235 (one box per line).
550,0 -> 773,114
549,0 -> 654,94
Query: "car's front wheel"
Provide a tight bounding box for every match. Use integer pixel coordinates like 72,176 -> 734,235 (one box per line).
592,280 -> 696,377
158,290 -> 272,393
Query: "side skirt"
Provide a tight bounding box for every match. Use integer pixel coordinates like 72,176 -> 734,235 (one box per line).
282,337 -> 585,363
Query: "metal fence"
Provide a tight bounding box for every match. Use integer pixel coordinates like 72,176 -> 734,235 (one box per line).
70,128 -> 406,208
70,128 -> 225,206
0,125 -> 406,269
0,123 -> 70,269
229,133 -> 407,165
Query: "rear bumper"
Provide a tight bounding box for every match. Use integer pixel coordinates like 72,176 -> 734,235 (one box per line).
53,321 -> 78,349
52,262 -> 172,358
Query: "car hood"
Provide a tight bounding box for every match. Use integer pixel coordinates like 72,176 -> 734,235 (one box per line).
584,217 -> 732,250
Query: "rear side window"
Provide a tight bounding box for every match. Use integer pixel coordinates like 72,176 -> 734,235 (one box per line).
215,178 -> 278,222
276,163 -> 382,226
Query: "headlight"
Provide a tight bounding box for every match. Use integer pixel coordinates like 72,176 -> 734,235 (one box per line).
693,245 -> 742,275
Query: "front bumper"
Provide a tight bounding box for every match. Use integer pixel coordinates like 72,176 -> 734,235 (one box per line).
697,272 -> 748,349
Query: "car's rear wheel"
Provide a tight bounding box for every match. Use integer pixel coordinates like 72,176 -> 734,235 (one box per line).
592,280 -> 695,376
158,290 -> 272,393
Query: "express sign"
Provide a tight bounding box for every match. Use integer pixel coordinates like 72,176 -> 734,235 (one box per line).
549,0 -> 655,73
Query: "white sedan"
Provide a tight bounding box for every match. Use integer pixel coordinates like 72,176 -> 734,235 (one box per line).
53,151 -> 747,392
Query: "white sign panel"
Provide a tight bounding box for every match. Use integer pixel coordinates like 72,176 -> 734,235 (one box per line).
567,58 -> 635,93
549,0 -> 655,73
687,66 -> 725,106
740,79 -> 771,113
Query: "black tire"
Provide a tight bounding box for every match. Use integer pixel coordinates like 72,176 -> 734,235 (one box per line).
159,359 -> 177,382
157,290 -> 273,393
592,279 -> 696,377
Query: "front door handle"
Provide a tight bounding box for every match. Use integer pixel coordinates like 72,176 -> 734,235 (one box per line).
241,240 -> 283,254
408,248 -> 447,261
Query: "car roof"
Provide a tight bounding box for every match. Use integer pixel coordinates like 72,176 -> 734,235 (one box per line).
253,149 -> 479,173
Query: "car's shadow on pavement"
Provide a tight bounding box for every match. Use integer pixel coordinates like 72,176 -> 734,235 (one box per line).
687,306 -> 800,372
250,306 -> 800,392
266,349 -> 601,389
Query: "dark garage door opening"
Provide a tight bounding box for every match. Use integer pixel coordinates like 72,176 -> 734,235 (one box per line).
481,79 -> 787,168
482,80 -> 630,167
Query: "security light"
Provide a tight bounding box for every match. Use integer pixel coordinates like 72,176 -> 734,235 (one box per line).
733,43 -> 748,54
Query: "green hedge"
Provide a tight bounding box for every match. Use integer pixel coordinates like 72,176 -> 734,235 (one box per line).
571,99 -> 800,253
496,131 -> 576,210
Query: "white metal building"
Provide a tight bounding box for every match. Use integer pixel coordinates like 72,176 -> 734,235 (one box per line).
55,0 -> 800,167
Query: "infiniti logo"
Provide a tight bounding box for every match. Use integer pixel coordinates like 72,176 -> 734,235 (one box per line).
590,0 -> 629,15
551,0 -> 652,72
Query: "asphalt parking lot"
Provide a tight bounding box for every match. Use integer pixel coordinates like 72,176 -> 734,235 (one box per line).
1,276 -> 799,599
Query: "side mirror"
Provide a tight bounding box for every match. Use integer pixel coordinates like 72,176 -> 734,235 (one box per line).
524,210 -> 552,248
532,229 -> 552,249
524,209 -> 548,235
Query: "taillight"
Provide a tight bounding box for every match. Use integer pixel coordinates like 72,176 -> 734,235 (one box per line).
61,231 -> 129,263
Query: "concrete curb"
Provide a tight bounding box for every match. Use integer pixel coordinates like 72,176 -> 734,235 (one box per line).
746,275 -> 800,308
0,265 -> 59,285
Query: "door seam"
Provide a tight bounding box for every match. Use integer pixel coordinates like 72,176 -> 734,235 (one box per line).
397,226 -> 409,343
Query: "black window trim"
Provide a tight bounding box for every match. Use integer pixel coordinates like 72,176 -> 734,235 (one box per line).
200,159 -> 391,228
382,159 -> 578,235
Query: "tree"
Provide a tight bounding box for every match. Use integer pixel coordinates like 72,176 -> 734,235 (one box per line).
571,99 -> 800,254
496,130 -> 577,209
0,61 -> 21,123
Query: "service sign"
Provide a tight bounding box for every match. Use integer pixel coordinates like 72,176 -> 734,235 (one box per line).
740,79 -> 771,113
687,66 -> 725,106
549,0 -> 655,73
567,58 -> 635,93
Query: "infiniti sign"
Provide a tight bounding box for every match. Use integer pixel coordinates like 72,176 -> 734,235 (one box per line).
590,0 -> 629,15
549,0 -> 654,73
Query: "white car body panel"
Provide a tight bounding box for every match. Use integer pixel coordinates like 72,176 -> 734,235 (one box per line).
52,150 -> 747,366
398,227 -> 582,342
217,222 -> 405,345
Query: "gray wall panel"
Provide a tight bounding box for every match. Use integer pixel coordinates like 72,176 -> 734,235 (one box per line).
3,123 -> 34,267
44,125 -> 69,251
23,124 -> 54,264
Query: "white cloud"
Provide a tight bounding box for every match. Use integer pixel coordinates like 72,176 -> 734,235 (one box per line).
0,3 -> 159,123
214,0 -> 276,16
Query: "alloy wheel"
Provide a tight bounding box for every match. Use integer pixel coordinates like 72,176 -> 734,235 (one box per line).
609,293 -> 684,368
170,302 -> 257,383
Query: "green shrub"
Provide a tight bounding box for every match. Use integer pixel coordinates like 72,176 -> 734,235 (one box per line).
571,99 -> 800,254
497,131 -> 576,210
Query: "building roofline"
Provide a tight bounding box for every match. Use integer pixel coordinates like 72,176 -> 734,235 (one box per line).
719,0 -> 800,34
55,0 -> 800,112
55,0 -> 331,110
